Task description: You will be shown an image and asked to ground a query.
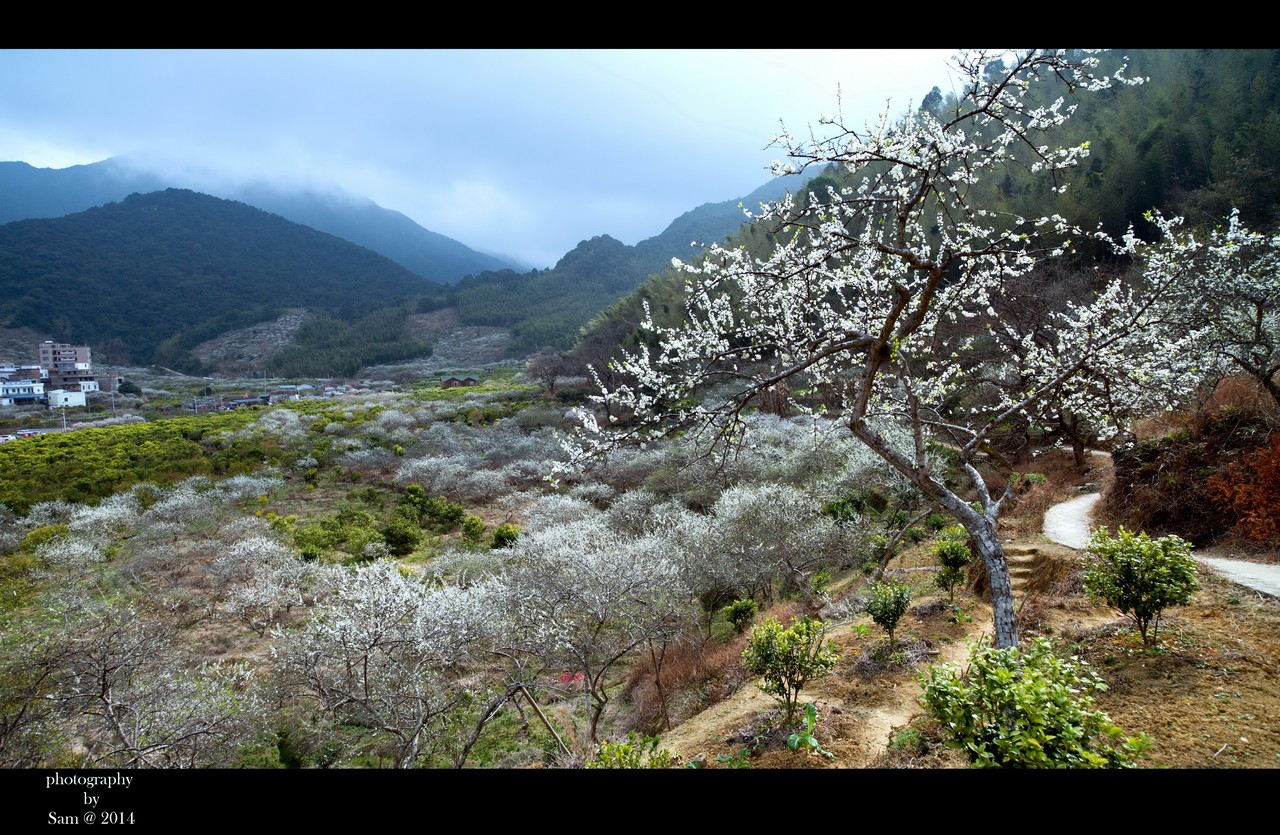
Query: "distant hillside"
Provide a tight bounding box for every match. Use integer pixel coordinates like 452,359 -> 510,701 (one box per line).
0,159 -> 515,283
0,159 -> 168,222
446,172 -> 816,354
0,189 -> 435,370
452,234 -> 643,354
0,159 -> 820,365
222,184 -> 515,283
632,175 -> 813,276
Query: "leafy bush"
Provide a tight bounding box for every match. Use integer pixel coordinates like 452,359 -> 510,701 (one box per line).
1020,472 -> 1048,487
721,598 -> 759,634
919,637 -> 1150,768
864,579 -> 912,642
460,515 -> 487,546
903,525 -> 928,543
491,523 -> 520,549
380,521 -> 420,557
1082,527 -> 1198,644
925,513 -> 951,531
400,485 -> 465,533
932,537 -> 973,602
19,524 -> 69,554
741,615 -> 838,721
585,733 -> 680,769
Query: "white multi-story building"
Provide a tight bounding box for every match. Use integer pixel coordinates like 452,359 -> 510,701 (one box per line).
0,379 -> 46,406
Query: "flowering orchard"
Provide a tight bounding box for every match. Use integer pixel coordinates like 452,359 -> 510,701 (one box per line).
569,49 -> 1209,649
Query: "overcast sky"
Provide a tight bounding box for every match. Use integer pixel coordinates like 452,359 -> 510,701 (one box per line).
0,49 -> 957,269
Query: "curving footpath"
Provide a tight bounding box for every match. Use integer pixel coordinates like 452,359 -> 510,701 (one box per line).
1041,491 -> 1280,598
1042,492 -> 1101,550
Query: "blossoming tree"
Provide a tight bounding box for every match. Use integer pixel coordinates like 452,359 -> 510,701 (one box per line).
570,49 -> 1204,649
1138,208 -> 1280,409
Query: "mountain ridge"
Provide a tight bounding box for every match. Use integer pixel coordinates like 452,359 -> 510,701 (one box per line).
0,159 -> 515,283
0,188 -> 435,370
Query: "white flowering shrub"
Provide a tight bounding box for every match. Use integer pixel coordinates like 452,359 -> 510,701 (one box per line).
395,454 -> 476,496
67,492 -> 142,538
276,561 -> 494,767
51,605 -> 260,768
248,408 -> 308,447
497,517 -> 696,740
605,489 -> 663,536
520,494 -> 601,531
216,473 -> 286,502
22,500 -> 76,528
36,536 -> 106,569
144,484 -> 216,529
458,468 -> 514,502
75,414 -> 147,429
335,447 -> 399,470
374,409 -> 415,431
589,445 -> 666,492
568,482 -> 615,508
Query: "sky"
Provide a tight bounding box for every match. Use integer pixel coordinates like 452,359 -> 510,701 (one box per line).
0,49 -> 958,269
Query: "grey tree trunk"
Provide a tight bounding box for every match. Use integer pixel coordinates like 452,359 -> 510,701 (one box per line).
968,519 -> 1019,649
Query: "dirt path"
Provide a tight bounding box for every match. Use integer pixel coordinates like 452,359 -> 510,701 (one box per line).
1042,492 -> 1100,549
1196,556 -> 1280,596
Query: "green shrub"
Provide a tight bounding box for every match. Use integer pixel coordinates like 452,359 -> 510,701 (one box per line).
1082,527 -> 1198,645
741,615 -> 838,721
491,523 -> 520,549
460,515 -> 487,546
864,579 -> 912,643
586,733 -> 680,768
934,524 -> 969,542
919,637 -> 1150,768
399,484 -> 465,532
721,598 -> 759,634
809,569 -> 832,599
380,520 -> 420,557
19,524 -> 69,553
932,537 -> 973,602
926,513 -> 952,531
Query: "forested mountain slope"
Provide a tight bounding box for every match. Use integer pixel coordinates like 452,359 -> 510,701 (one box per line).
443,172 -> 816,354
0,189 -> 435,370
0,159 -> 515,283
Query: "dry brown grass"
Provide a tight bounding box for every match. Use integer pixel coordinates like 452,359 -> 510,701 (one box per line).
1134,375 -> 1277,441
618,632 -> 752,735
617,601 -> 813,735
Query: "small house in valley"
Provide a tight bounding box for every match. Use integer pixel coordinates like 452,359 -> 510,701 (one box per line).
441,376 -> 480,389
